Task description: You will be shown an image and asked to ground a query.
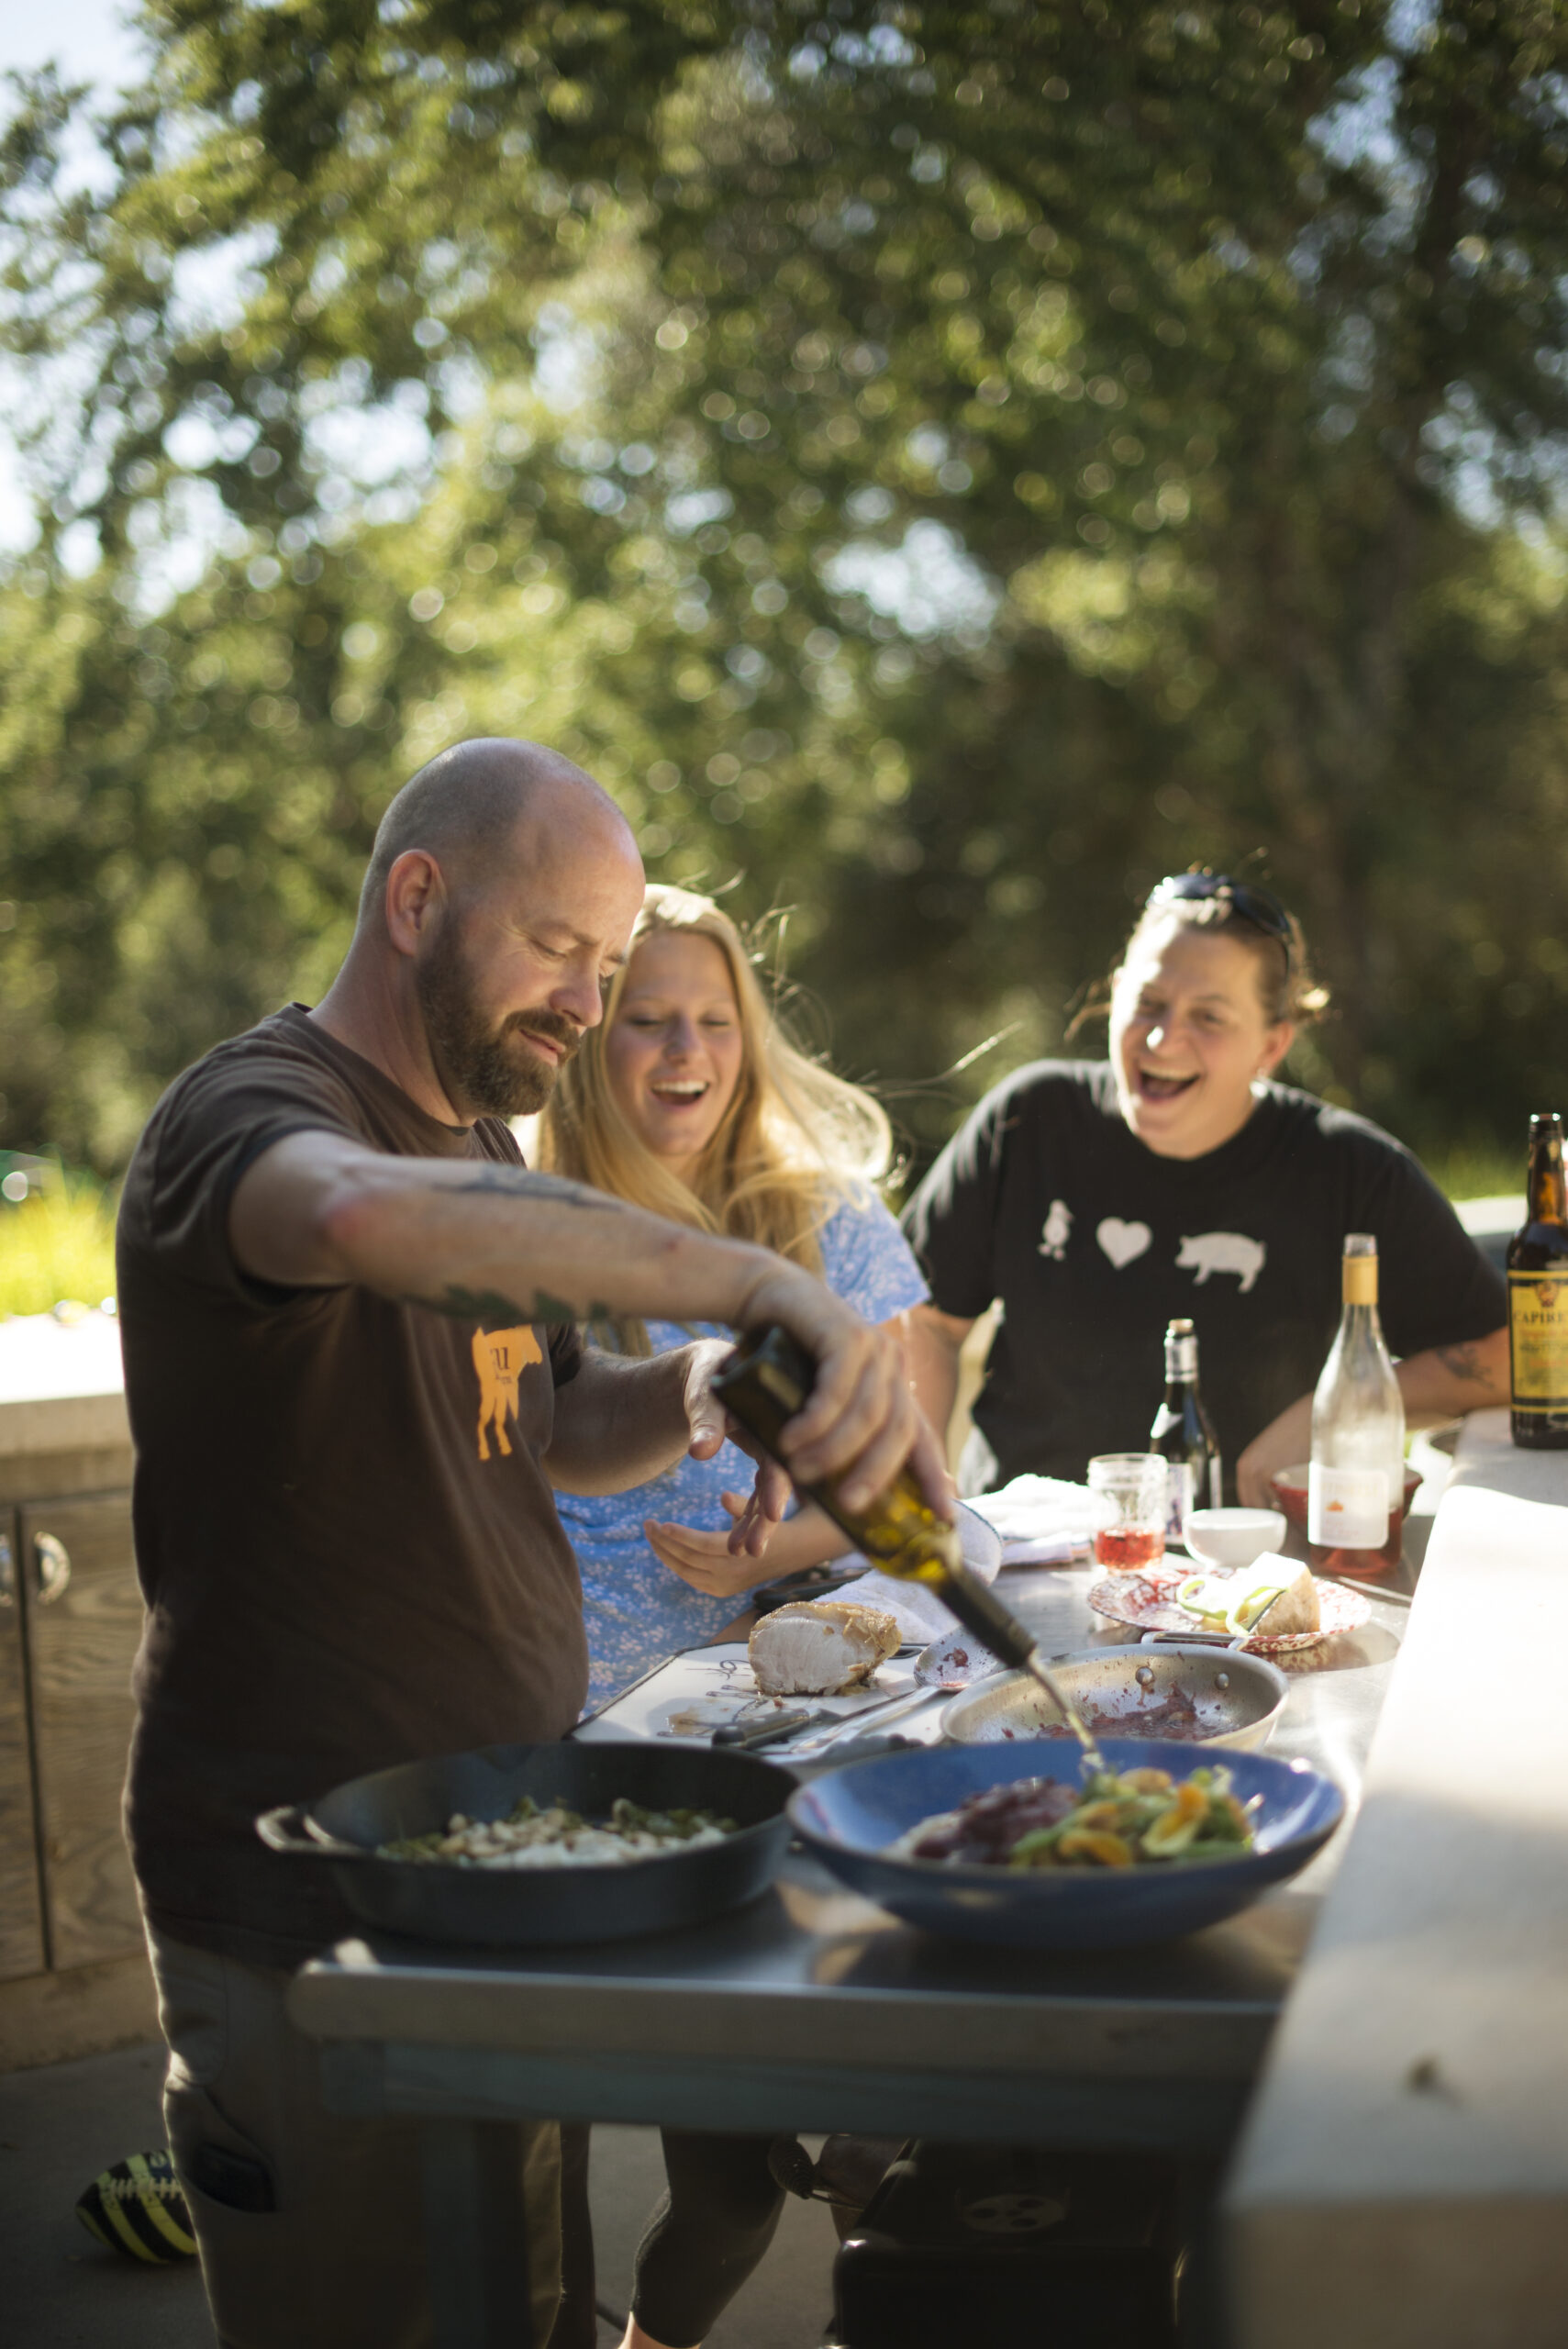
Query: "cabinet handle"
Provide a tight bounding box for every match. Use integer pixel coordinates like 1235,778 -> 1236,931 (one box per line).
32,1533 -> 72,1605
0,1534 -> 12,1609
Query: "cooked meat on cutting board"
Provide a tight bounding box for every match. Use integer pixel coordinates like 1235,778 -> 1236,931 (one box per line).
749,1600 -> 901,1696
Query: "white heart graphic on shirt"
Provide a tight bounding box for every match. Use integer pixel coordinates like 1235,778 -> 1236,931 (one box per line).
1096,1217 -> 1152,1270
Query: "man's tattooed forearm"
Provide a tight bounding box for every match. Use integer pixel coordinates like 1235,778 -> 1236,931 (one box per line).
1436,1341 -> 1490,1385
454,1167 -> 628,1210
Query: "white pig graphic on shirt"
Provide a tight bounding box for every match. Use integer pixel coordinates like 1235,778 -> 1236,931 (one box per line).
1177,1231 -> 1266,1294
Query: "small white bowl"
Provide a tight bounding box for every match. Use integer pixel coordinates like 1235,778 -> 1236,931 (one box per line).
1184,1508 -> 1286,1571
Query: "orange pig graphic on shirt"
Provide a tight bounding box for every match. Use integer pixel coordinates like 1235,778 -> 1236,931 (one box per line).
472,1325 -> 543,1461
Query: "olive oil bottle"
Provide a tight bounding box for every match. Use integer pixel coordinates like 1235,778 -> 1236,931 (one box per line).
1508,1112 -> 1568,1450
711,1326 -> 1040,1675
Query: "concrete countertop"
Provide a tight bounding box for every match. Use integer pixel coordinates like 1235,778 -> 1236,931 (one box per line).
1225,1408 -> 1568,2348
0,1311 -> 128,1456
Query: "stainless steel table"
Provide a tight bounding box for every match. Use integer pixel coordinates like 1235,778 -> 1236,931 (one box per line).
288,1563 -> 1409,2347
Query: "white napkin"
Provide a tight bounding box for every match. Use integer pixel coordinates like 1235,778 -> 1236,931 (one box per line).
823,1574 -> 961,1645
964,1474 -> 1101,1566
827,1500 -> 1004,1644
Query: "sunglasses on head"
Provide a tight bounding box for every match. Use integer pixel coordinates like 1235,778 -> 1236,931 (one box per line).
1146,872 -> 1294,975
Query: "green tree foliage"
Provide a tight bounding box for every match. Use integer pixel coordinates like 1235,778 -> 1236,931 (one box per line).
3,1 -> 1567,1169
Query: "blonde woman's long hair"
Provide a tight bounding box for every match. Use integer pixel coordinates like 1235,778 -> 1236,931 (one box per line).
538,885 -> 894,1349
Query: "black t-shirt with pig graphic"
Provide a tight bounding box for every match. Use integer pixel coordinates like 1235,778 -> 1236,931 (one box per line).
903,1061 -> 1505,1496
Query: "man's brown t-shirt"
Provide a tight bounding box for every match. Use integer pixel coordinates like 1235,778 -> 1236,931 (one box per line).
117,1005 -> 586,1965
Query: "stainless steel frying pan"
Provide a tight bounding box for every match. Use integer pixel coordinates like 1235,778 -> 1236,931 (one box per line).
940,1642 -> 1289,1753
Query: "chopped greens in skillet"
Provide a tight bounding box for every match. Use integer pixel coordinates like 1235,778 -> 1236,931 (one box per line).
378,1794 -> 738,1869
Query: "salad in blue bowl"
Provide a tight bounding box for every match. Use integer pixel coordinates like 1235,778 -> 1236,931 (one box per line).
787,1739 -> 1342,1951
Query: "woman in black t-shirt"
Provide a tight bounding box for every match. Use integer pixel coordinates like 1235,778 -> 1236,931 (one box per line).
903,874 -> 1509,1502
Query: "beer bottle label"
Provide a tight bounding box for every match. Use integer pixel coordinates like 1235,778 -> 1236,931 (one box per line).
1308,1464 -> 1389,1548
1165,1462 -> 1194,1540
1509,1270 -> 1568,1408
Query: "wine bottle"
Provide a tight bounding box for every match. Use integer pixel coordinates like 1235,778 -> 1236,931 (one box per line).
1307,1235 -> 1406,1575
711,1326 -> 1038,1677
1149,1318 -> 1222,1539
1507,1111 -> 1568,1450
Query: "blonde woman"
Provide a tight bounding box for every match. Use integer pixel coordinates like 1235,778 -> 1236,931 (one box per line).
539,881 -> 940,1718
539,884 -> 938,2349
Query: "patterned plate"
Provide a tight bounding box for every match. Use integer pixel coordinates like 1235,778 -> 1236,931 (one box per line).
1087,1566 -> 1370,1653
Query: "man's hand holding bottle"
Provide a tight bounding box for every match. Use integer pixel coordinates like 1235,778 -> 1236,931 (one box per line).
716,1267 -> 954,1555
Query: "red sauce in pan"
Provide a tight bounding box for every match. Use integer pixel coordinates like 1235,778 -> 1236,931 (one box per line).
1003,1685 -> 1207,1743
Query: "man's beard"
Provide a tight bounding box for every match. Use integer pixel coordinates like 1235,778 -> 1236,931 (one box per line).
415,922 -> 581,1119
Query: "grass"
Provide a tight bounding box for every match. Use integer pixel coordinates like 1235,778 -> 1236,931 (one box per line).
0,1175 -> 118,1319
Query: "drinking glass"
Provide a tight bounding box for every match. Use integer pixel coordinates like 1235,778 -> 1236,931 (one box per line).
1087,1453 -> 1169,1571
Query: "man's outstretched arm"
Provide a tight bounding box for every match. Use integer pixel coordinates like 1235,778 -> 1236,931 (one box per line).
540,1341 -> 725,1499
229,1130 -> 947,1514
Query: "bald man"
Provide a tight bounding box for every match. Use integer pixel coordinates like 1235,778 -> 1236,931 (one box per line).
115,739 -> 940,2349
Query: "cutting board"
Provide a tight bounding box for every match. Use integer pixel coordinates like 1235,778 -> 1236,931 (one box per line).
574,1642 -> 932,1747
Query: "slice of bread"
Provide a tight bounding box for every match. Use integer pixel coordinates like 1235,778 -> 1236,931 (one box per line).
1223,1556 -> 1320,1636
1176,1555 -> 1320,1637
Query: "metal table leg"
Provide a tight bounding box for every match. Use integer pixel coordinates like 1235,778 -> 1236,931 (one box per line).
421,2118 -> 534,2349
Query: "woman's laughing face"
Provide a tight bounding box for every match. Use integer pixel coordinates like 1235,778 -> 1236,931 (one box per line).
604,928 -> 746,1183
1110,915 -> 1294,1160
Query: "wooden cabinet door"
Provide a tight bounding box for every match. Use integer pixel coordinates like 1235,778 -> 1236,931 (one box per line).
0,1509 -> 46,1980
18,1494 -> 145,1968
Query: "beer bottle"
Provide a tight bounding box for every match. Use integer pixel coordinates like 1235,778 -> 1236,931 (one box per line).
1507,1112 -> 1568,1450
1149,1319 -> 1222,1538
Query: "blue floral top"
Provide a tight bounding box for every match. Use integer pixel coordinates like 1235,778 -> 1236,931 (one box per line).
562,1193 -> 929,1714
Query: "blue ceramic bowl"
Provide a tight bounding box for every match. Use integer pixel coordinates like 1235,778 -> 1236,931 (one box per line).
788,1739 -> 1343,1952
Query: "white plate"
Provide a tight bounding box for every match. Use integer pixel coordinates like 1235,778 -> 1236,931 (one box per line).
581,1643 -> 922,1744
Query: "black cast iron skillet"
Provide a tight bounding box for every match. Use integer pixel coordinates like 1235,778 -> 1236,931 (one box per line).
256,1741 -> 794,1947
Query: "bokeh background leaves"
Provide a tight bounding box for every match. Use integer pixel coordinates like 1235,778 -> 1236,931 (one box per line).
3,0 -> 1567,1175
